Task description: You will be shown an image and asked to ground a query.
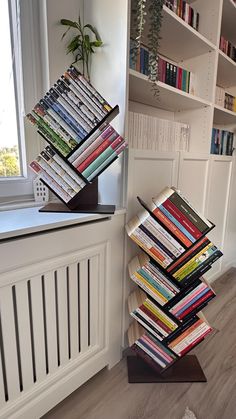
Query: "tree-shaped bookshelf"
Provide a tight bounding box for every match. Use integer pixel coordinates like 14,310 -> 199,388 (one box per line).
126,187 -> 222,383
27,65 -> 127,213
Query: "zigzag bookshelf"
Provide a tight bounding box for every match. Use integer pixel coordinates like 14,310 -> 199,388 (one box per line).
126,187 -> 222,382
27,66 -> 127,213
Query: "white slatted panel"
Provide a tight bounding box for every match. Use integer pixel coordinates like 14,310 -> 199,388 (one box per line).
0,287 -> 20,400
0,342 -> 5,407
56,267 -> 69,366
30,275 -> 47,382
43,272 -> 58,373
79,260 -> 89,353
14,282 -> 34,391
89,255 -> 99,347
68,263 -> 79,359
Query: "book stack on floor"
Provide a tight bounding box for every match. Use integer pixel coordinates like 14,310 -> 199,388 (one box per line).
211,128 -> 234,156
128,111 -> 190,152
164,0 -> 199,31
27,66 -> 127,209
126,186 -> 222,375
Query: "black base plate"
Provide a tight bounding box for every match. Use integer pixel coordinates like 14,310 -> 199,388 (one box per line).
39,202 -> 116,214
127,355 -> 207,383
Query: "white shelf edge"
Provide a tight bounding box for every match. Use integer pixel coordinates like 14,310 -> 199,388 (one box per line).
218,50 -> 236,69
129,69 -> 211,107
163,5 -> 216,52
214,104 -> 236,118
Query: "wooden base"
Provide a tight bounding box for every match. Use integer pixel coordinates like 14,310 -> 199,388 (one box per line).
127,355 -> 207,383
39,202 -> 116,214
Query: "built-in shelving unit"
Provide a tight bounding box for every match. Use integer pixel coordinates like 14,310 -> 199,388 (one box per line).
129,69 -> 211,112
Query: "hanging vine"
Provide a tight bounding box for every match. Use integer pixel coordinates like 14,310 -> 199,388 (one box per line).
130,0 -> 164,97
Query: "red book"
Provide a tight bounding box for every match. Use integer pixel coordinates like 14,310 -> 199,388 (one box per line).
153,207 -> 192,247
179,328 -> 212,356
140,305 -> 172,334
177,68 -> 183,90
167,236 -> 209,273
178,290 -> 214,320
77,134 -> 119,172
162,199 -> 202,240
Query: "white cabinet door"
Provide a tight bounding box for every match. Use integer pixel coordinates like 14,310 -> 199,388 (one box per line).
177,152 -> 210,213
127,149 -> 179,218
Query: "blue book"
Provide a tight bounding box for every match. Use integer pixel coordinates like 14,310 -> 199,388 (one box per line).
138,268 -> 172,300
159,204 -> 196,243
176,287 -> 211,316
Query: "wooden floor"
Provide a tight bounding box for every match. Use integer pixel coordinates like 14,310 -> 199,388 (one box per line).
43,269 -> 236,419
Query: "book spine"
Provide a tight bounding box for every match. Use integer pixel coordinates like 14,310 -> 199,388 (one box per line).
77,131 -> 119,172
159,205 -> 196,243
131,273 -> 167,305
130,312 -> 163,341
177,250 -> 223,283
177,290 -> 214,320
152,207 -> 192,247
86,144 -> 127,182
139,307 -> 170,335
82,136 -> 124,178
138,268 -> 174,300
162,199 -> 202,239
143,216 -> 185,254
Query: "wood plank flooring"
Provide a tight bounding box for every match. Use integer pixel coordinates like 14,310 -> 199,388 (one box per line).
43,269 -> 236,419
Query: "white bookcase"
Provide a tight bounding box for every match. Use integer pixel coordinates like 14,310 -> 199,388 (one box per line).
83,0 -> 236,282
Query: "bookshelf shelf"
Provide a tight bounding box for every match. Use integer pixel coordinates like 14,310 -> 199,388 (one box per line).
217,51 -> 236,88
221,0 -> 236,44
160,5 -> 216,62
214,104 -> 236,125
129,69 -> 210,112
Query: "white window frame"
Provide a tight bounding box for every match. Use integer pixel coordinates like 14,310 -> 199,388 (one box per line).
0,0 -> 43,201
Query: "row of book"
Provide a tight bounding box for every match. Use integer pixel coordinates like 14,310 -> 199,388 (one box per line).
158,56 -> 195,95
128,252 -> 215,318
130,40 -> 149,76
215,86 -> 236,113
210,128 -> 234,156
29,145 -> 86,203
128,111 -> 190,152
126,186 -> 220,373
27,66 -> 112,158
164,0 -> 199,32
220,36 -> 236,62
225,92 -> 236,112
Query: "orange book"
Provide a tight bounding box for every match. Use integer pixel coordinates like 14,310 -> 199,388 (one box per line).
168,319 -> 203,348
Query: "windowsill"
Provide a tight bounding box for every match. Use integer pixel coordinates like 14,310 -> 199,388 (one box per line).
0,205 -> 126,241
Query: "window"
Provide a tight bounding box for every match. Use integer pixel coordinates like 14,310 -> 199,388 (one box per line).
0,0 -> 42,201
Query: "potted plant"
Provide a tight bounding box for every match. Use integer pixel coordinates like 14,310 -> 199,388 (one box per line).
60,15 -> 103,81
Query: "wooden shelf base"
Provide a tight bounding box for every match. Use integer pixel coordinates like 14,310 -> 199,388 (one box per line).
39,202 -> 115,214
127,354 -> 207,383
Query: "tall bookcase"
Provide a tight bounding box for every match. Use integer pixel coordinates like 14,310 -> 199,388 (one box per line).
128,0 -> 236,153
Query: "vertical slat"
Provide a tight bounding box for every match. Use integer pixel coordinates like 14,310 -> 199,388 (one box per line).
0,326 -> 6,407
79,259 -> 89,353
30,275 -> 47,382
43,271 -> 58,373
0,287 -> 20,400
56,267 -> 69,365
15,281 -> 34,391
68,263 -> 79,358
89,255 -> 99,347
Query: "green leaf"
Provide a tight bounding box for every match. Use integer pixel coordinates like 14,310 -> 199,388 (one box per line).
90,40 -> 103,47
60,19 -> 78,28
84,24 -> 101,41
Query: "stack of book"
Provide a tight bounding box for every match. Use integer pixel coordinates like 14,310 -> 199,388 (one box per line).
130,40 -> 149,76
28,66 -> 127,208
211,128 -> 234,156
215,86 -> 225,108
126,186 -> 222,373
225,92 -> 236,112
158,57 -> 195,94
128,111 -> 190,152
164,1 -> 199,31
220,36 -> 236,62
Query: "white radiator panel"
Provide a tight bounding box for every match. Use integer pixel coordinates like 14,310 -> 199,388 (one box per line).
0,244 -> 106,416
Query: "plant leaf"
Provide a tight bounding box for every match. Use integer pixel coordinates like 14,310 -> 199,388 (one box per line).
90,40 -> 103,47
84,24 -> 101,41
60,19 -> 78,28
